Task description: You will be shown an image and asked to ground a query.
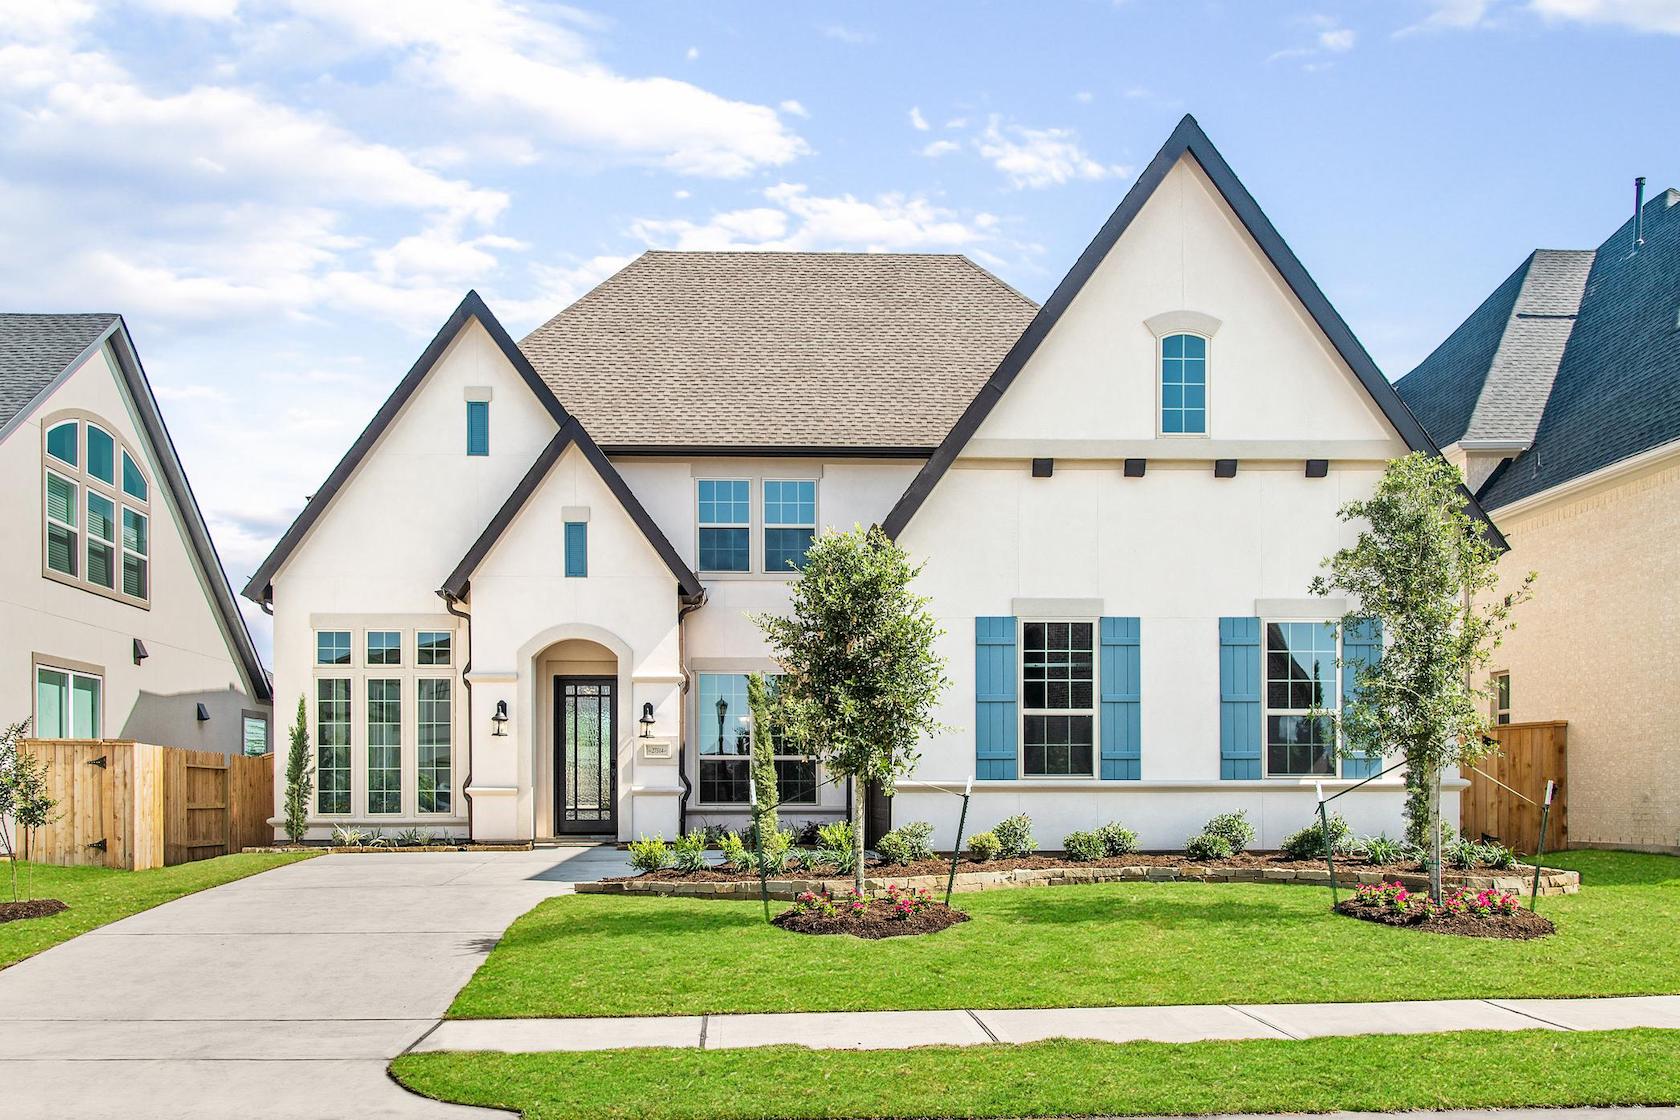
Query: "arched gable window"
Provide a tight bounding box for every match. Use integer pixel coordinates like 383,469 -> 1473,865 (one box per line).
42,414 -> 151,606
1159,333 -> 1208,435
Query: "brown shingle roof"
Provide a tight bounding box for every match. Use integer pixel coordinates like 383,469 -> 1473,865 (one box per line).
518,251 -> 1039,449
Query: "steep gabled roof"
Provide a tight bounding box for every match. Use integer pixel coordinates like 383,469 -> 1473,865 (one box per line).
518,251 -> 1038,452
1,313 -> 270,701
441,417 -> 702,600
880,114 -> 1502,547
243,292 -> 701,606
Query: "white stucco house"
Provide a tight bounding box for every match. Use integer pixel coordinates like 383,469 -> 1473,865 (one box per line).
1,314 -> 272,755
245,116 -> 1494,849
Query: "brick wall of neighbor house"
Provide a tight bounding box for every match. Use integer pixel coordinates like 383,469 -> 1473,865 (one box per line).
1485,450 -> 1680,852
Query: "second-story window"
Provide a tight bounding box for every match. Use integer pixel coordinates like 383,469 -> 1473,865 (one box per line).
697,479 -> 750,572
1160,333 -> 1208,435
763,480 -> 816,572
42,415 -> 150,606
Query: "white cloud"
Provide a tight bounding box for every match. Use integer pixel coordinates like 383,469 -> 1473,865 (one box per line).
819,23 -> 875,44
685,45 -> 699,61
490,255 -> 635,330
779,99 -> 809,118
974,117 -> 1127,189
1530,0 -> 1680,33
1396,0 -> 1497,34
628,183 -> 997,253
1319,27 -> 1358,49
909,106 -> 930,131
921,139 -> 961,158
1270,15 -> 1359,62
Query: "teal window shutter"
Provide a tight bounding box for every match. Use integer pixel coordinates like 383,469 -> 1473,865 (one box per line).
1340,618 -> 1383,778
564,521 -> 587,578
466,401 -> 489,456
975,617 -> 1018,780
1099,617 -> 1141,780
1219,617 -> 1261,779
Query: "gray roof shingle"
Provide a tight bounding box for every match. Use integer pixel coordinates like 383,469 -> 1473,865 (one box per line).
518,251 -> 1039,449
0,313 -> 118,429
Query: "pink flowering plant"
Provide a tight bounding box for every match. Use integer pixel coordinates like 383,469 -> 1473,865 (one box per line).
884,882 -> 935,920
1351,880 -> 1520,920
791,889 -> 839,919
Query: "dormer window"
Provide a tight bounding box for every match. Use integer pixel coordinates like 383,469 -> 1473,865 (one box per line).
1159,333 -> 1208,435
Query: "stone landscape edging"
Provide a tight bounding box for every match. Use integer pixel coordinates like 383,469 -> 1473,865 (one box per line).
576,863 -> 1580,901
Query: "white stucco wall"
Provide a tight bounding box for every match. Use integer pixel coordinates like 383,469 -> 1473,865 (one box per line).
0,341 -> 266,754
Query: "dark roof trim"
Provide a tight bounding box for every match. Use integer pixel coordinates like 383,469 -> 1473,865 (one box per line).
103,321 -> 273,700
879,114 -> 1505,551
243,291 -> 571,602
441,417 -> 703,600
600,444 -> 935,459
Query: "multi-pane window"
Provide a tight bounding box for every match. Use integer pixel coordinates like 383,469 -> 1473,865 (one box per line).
35,666 -> 101,738
242,714 -> 269,757
41,416 -> 149,604
1021,622 -> 1095,776
316,678 -> 351,814
1160,333 -> 1208,435
697,479 -> 751,572
367,630 -> 401,666
1265,622 -> 1338,776
316,630 -> 352,666
417,678 -> 452,814
763,480 -> 816,572
695,672 -> 817,804
1492,672 -> 1511,725
366,679 -> 401,814
417,631 -> 452,666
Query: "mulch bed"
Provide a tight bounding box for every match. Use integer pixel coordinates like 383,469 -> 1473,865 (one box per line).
0,899 -> 68,924
1333,899 -> 1555,940
772,898 -> 971,940
608,850 -> 1531,884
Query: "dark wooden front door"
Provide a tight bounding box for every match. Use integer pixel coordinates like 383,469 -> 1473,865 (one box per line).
554,677 -> 616,835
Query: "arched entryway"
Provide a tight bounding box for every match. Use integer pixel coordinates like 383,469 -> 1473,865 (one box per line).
533,636 -> 622,838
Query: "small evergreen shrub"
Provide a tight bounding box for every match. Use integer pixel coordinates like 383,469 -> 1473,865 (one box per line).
1184,831 -> 1234,862
816,820 -> 856,853
1280,813 -> 1355,861
394,828 -> 434,847
627,835 -> 673,872
1095,821 -> 1139,856
790,820 -> 824,846
1202,810 -> 1256,854
993,813 -> 1035,858
819,846 -> 858,874
673,832 -> 708,873
1063,830 -> 1105,862
876,821 -> 935,865
1446,838 -> 1518,870
330,824 -> 366,847
1361,834 -> 1406,865
967,830 -> 1002,862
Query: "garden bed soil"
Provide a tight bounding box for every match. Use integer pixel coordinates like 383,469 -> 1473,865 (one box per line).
0,899 -> 68,924
772,898 -> 970,940
1334,899 -> 1555,940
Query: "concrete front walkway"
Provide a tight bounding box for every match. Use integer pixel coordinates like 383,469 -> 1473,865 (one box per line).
0,846 -> 631,1120
415,994 -> 1680,1054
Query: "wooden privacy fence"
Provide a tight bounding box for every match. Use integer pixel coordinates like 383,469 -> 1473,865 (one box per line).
16,740 -> 272,870
1460,721 -> 1568,852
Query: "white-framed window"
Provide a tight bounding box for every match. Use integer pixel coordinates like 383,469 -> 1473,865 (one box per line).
1264,621 -> 1339,776
694,672 -> 817,805
41,415 -> 150,606
316,630 -> 352,666
315,678 -> 352,814
1020,621 -> 1096,777
34,665 -> 102,738
417,678 -> 453,814
366,678 -> 401,814
1159,333 -> 1208,436
696,479 -> 751,573
367,630 -> 402,666
1492,672 -> 1511,725
762,479 -> 817,573
241,712 -> 270,757
417,631 -> 452,666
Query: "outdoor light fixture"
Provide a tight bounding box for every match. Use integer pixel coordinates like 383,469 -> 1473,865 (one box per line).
715,697 -> 727,753
491,699 -> 509,737
132,638 -> 149,665
639,702 -> 656,738
195,703 -> 210,722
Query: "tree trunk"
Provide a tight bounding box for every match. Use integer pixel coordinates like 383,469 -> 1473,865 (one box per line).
851,778 -> 865,894
1428,769 -> 1444,902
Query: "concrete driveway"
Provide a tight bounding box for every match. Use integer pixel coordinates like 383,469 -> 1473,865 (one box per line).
0,846 -> 632,1119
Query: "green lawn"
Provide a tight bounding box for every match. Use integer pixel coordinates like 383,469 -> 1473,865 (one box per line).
0,852 -> 316,968
393,1028 -> 1680,1120
450,850 -> 1680,1017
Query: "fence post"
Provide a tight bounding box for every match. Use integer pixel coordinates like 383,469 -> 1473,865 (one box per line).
1531,779 -> 1555,911
1317,782 -> 1338,908
945,776 -> 973,906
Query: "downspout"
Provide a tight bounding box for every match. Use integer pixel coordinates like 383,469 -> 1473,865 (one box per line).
676,589 -> 707,836
441,588 -> 475,839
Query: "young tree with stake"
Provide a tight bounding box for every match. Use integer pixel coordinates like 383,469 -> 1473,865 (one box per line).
754,525 -> 949,891
283,697 -> 314,845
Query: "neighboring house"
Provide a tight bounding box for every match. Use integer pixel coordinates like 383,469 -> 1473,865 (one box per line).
0,314 -> 273,756
1397,184 -> 1680,854
246,116 -> 1491,848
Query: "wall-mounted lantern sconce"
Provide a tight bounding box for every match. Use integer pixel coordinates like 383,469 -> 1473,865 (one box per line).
491,700 -> 509,737
195,702 -> 211,722
133,638 -> 149,666
639,702 -> 656,738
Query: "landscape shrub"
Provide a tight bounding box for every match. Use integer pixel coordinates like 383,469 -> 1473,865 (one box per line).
627,835 -> 673,872
330,824 -> 366,847
1361,835 -> 1406,865
1095,821 -> 1139,856
820,845 -> 858,874
790,820 -> 824,846
876,821 -> 935,866
1062,830 -> 1105,862
1202,810 -> 1256,853
993,814 -> 1035,858
1280,813 -> 1355,861
967,830 -> 1002,862
1184,832 -> 1234,862
673,832 -> 708,873
816,820 -> 856,853
756,827 -> 795,873
1446,838 -> 1518,871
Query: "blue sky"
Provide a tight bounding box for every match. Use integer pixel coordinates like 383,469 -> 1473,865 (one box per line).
2,0 -> 1676,655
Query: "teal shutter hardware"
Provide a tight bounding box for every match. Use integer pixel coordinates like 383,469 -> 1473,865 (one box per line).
1339,618 -> 1383,778
1099,617 -> 1141,780
975,617 -> 1018,780
1219,617 -> 1262,779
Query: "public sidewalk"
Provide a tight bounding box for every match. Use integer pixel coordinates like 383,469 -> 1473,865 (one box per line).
413,994 -> 1680,1054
